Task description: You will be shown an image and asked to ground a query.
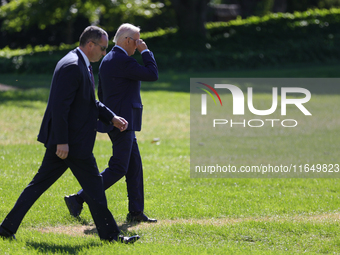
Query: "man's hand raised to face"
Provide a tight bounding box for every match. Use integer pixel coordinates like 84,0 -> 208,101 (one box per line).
136,39 -> 148,53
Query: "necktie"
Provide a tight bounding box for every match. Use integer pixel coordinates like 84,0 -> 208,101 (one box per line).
88,65 -> 95,92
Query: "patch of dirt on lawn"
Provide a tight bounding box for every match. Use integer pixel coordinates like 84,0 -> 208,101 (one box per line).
0,83 -> 17,91
35,212 -> 340,237
38,224 -> 98,237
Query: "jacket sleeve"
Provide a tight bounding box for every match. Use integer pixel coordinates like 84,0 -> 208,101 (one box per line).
123,51 -> 158,82
96,100 -> 115,125
51,64 -> 81,144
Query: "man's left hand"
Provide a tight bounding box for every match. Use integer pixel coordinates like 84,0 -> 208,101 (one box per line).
112,116 -> 128,131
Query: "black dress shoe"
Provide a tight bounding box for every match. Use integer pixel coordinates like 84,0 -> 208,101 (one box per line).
114,234 -> 140,244
0,226 -> 16,240
126,212 -> 157,223
64,194 -> 83,217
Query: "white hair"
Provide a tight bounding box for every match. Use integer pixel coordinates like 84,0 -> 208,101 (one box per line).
113,23 -> 140,44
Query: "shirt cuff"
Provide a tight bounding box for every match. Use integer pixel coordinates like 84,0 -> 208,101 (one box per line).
141,49 -> 150,54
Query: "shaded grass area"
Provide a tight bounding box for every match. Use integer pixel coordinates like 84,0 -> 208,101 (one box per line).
1,62 -> 340,92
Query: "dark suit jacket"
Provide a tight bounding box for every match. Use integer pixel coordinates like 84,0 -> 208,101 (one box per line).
97,47 -> 158,133
37,48 -> 115,159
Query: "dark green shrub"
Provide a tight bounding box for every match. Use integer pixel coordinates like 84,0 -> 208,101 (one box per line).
1,8 -> 340,73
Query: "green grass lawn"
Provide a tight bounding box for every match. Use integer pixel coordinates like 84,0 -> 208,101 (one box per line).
0,63 -> 340,254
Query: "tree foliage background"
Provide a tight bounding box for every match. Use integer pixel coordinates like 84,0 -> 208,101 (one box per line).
0,0 -> 175,48
1,0 -> 340,49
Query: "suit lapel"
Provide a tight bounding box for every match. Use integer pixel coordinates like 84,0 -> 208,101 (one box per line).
75,49 -> 96,102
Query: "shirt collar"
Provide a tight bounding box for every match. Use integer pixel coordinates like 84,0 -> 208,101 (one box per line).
114,45 -> 128,56
77,47 -> 91,68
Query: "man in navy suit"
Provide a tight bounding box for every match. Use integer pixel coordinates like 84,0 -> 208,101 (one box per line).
65,23 -> 158,223
0,26 -> 139,244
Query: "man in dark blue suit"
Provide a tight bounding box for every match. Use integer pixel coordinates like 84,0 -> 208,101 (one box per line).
0,26 -> 139,244
65,23 -> 158,223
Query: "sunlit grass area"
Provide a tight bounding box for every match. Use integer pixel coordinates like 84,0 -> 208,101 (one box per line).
0,65 -> 340,254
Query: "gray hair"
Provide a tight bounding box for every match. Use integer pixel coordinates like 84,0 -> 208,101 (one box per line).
113,23 -> 140,43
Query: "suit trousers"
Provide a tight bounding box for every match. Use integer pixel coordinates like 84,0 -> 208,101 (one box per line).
78,129 -> 144,212
1,148 -> 120,241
